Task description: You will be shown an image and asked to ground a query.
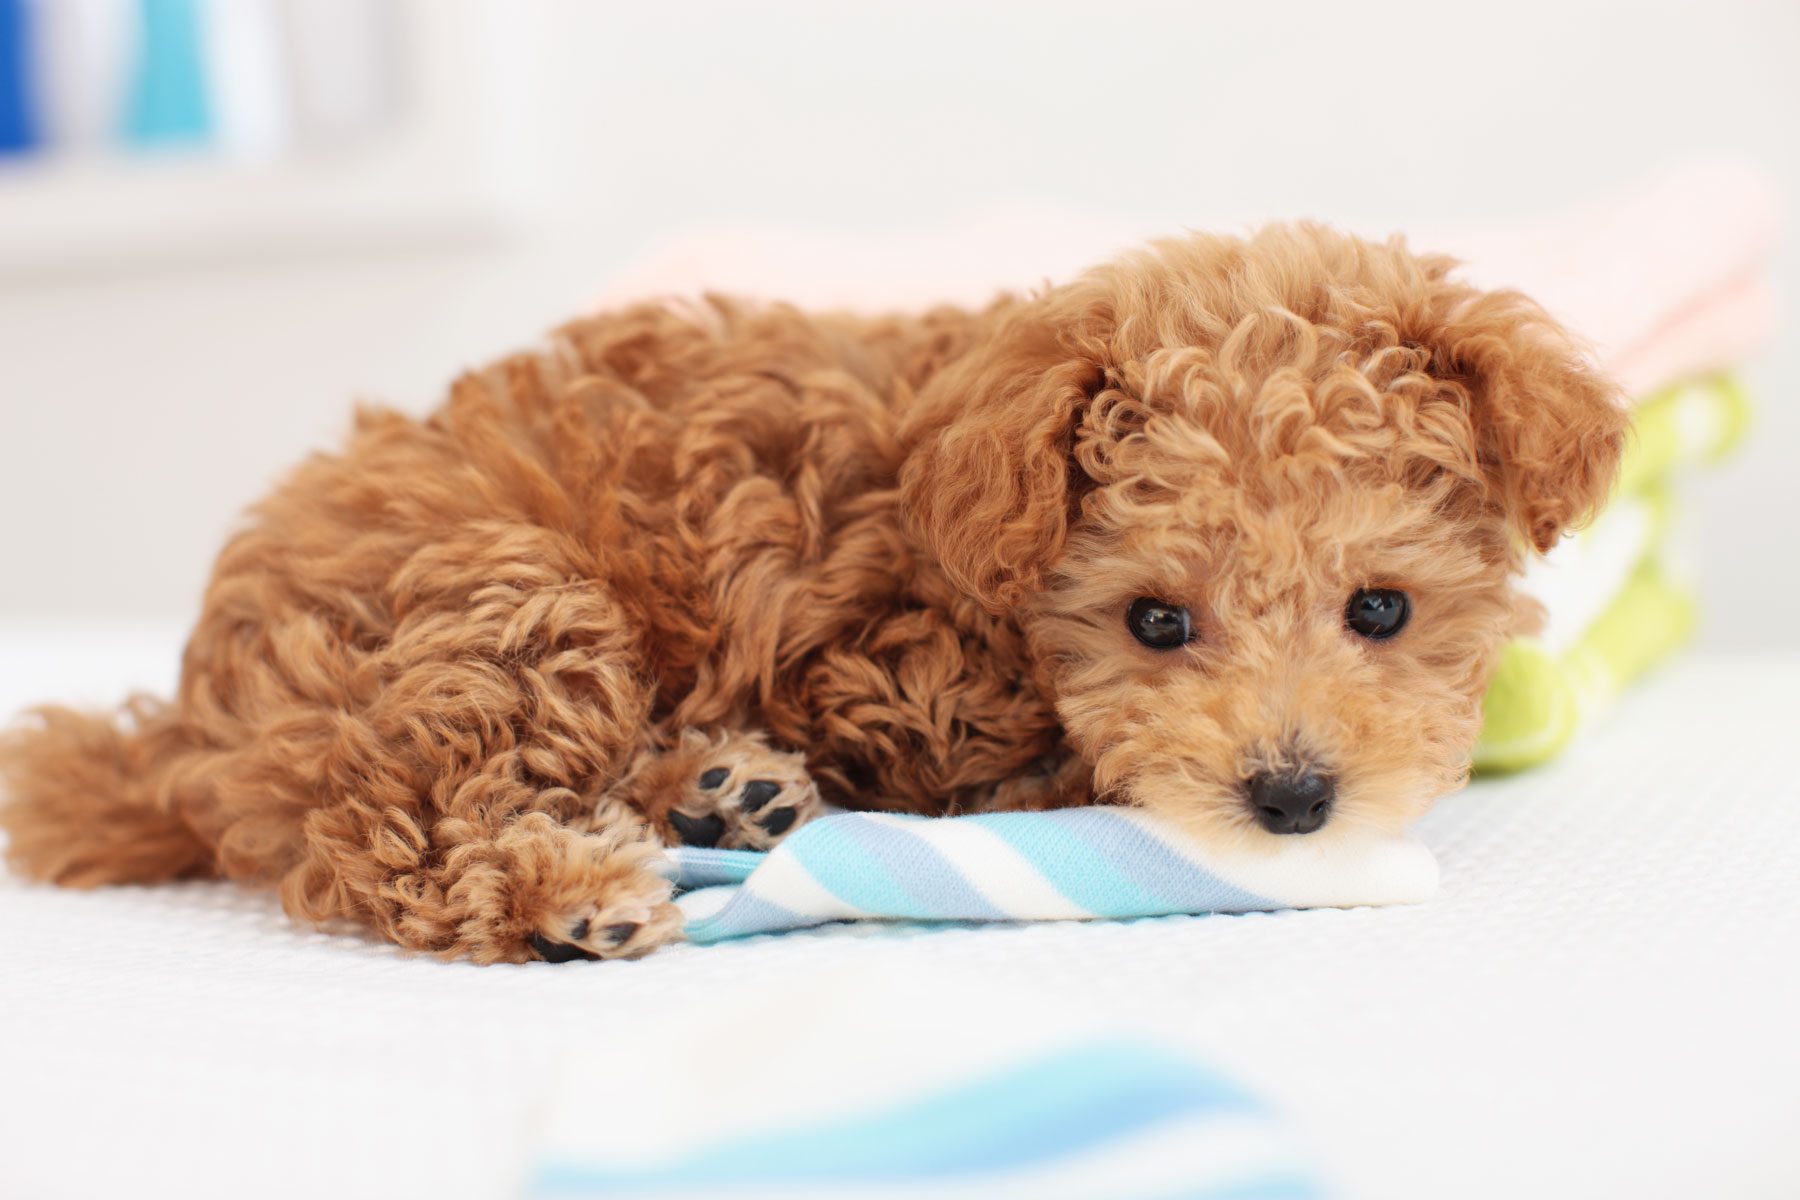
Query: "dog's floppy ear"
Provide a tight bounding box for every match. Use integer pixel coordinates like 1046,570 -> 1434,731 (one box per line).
1420,283 -> 1629,555
899,301 -> 1108,614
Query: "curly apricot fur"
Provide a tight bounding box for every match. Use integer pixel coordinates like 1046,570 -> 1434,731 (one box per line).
0,225 -> 1624,960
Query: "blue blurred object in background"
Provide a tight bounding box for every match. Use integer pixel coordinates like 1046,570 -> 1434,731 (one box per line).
0,0 -> 42,155
121,0 -> 209,146
1,0 -> 406,161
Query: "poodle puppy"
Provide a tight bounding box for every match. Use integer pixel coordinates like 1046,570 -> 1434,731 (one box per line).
0,225 -> 1625,963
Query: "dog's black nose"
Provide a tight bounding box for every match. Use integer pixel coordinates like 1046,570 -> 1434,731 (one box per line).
1247,770 -> 1334,835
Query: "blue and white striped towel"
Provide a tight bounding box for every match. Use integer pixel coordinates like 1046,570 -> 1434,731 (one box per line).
660,806 -> 1437,944
531,1037 -> 1321,1200
528,963 -> 1324,1199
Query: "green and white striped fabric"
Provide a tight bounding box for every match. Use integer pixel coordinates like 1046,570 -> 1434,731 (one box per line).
1475,375 -> 1747,772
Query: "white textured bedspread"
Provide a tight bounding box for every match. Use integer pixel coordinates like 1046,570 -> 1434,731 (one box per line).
1,628 -> 1795,1200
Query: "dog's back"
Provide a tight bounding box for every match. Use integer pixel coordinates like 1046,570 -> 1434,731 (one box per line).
0,294 -> 1008,894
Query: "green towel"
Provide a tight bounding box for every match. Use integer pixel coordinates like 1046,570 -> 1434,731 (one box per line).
1614,375 -> 1751,497
1473,375 -> 1746,773
1475,559 -> 1697,772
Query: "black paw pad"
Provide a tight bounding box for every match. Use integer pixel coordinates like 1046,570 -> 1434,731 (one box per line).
530,932 -> 600,964
568,918 -> 591,942
758,807 -> 798,836
603,922 -> 640,945
670,810 -> 726,848
698,766 -> 731,790
739,780 -> 781,813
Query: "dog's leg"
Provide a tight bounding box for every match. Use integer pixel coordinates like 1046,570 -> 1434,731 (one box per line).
266,686 -> 692,965
602,729 -> 823,851
161,521 -> 701,963
262,695 -> 698,963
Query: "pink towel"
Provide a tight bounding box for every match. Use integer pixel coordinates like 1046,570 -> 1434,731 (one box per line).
596,161 -> 1779,399
1430,161 -> 1779,396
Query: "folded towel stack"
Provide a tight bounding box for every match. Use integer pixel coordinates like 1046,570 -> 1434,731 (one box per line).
1454,165 -> 1775,771
1473,376 -> 1751,770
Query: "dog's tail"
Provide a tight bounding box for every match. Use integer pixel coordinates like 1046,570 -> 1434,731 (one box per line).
0,696 -> 214,886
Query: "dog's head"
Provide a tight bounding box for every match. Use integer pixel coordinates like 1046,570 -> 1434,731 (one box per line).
901,224 -> 1625,846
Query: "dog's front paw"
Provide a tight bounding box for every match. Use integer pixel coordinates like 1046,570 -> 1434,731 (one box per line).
520,834 -> 685,964
661,732 -> 822,851
530,877 -> 684,964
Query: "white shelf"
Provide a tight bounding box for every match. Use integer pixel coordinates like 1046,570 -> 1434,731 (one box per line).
0,150 -> 509,274
0,0 -> 532,277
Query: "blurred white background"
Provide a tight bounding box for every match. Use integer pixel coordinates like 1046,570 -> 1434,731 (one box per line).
2,0 -> 1795,646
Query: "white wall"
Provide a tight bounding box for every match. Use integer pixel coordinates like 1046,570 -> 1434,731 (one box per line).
2,0 -> 1796,646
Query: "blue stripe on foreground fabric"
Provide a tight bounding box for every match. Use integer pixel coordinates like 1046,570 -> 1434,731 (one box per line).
681,889 -> 804,942
661,847 -> 761,889
963,809 -> 1269,916
835,816 -> 1008,919
960,810 -> 1156,915
781,814 -> 935,918
1051,808 -> 1273,913
530,1039 -> 1273,1195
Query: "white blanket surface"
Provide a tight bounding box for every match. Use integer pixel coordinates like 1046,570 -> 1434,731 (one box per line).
0,628 -> 1795,1200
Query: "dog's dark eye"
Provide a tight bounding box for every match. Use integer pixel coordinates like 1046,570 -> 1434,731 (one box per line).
1126,598 -> 1193,649
1345,588 -> 1410,640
